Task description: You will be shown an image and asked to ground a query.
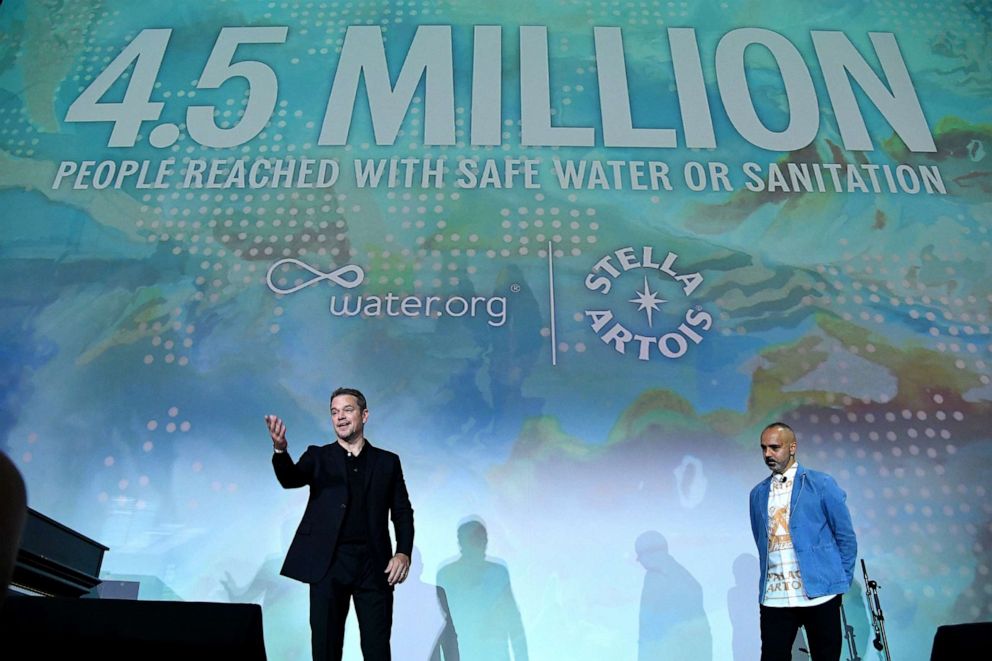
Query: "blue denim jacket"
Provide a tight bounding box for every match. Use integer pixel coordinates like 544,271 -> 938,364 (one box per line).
749,464 -> 857,602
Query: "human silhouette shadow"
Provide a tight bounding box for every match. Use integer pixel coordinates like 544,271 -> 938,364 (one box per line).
220,519 -> 307,660
636,531 -> 712,660
436,518 -> 528,661
393,546 -> 459,660
727,553 -> 761,661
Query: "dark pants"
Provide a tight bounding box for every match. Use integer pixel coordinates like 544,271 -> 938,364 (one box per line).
759,595 -> 842,661
310,543 -> 393,661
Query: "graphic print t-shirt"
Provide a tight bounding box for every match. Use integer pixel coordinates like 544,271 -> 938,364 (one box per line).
763,464 -> 833,607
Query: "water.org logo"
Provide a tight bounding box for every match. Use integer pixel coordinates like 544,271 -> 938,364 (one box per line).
583,247 -> 712,361
266,258 -> 508,327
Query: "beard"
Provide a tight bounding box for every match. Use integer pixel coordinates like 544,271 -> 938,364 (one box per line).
767,456 -> 791,473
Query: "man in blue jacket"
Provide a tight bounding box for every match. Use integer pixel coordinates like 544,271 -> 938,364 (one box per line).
749,422 -> 857,660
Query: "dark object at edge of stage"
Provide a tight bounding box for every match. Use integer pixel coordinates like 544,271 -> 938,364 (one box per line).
930,621 -> 992,660
0,595 -> 267,661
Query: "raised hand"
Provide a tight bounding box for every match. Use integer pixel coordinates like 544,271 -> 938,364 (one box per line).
265,414 -> 288,451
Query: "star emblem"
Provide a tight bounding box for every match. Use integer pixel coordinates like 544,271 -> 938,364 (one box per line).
629,276 -> 666,327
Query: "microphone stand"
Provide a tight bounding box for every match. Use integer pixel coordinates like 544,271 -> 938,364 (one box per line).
861,559 -> 892,661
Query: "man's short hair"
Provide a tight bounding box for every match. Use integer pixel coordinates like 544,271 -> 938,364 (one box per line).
330,387 -> 367,412
762,421 -> 795,438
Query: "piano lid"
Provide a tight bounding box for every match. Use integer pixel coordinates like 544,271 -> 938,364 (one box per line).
12,508 -> 109,598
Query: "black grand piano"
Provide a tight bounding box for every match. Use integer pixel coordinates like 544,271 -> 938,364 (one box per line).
10,508 -> 108,597
1,509 -> 267,660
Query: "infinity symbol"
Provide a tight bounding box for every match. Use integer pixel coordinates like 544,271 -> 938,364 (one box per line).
265,259 -> 365,295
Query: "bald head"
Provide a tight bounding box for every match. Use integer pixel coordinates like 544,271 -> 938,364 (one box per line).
760,422 -> 797,474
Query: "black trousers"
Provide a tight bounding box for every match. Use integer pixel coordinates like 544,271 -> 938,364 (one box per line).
310,543 -> 393,661
759,595 -> 842,661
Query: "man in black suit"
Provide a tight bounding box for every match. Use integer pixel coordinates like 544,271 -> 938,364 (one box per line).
266,387 -> 414,661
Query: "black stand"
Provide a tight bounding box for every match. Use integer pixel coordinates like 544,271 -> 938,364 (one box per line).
862,558 -> 892,661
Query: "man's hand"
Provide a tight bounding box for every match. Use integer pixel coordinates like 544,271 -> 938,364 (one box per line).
384,553 -> 411,586
265,414 -> 288,452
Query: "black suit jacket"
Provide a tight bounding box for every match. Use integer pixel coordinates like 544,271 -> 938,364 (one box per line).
272,440 -> 414,585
